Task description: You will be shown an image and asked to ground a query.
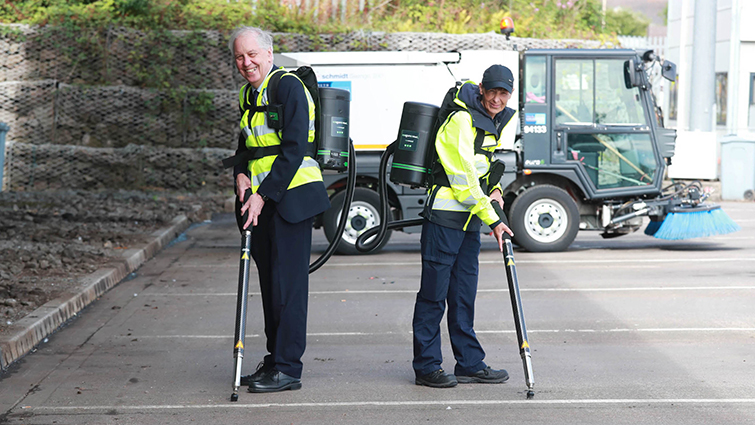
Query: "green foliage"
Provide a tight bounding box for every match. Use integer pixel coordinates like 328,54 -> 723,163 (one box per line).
114,0 -> 150,17
0,0 -> 329,33
605,7 -> 650,36
372,0 -> 507,34
1,0 -> 652,40
660,4 -> 668,26
508,0 -> 608,40
0,24 -> 26,41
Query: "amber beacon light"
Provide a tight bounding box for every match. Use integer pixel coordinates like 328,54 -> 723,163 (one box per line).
500,17 -> 515,39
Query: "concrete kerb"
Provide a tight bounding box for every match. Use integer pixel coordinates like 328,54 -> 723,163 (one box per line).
0,214 -> 192,369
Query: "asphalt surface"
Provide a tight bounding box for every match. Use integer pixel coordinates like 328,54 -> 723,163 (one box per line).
1,201 -> 754,424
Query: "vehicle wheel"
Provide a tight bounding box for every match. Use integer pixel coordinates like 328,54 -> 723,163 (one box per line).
509,184 -> 579,252
323,187 -> 392,255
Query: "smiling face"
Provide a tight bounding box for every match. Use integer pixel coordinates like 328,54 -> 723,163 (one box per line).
233,31 -> 273,89
479,84 -> 512,118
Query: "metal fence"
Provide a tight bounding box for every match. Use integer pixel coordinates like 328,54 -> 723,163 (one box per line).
2,24 -> 659,192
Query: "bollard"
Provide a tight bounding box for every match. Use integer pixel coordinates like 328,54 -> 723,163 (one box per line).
0,122 -> 9,192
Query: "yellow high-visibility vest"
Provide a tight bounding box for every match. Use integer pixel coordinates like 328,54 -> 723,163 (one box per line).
238,68 -> 322,193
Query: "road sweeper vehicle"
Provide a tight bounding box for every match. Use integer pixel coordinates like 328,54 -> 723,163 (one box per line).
274,46 -> 738,253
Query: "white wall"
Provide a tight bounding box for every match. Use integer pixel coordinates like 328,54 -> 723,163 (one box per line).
737,43 -> 755,135
665,0 -> 694,131
741,1 -> 755,41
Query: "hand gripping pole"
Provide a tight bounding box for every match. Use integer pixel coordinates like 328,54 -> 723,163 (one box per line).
492,202 -> 535,399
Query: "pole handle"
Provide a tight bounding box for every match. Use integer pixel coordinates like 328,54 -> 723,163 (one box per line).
235,188 -> 254,233
491,201 -> 512,241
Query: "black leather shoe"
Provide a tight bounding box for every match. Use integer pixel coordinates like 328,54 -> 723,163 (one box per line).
248,370 -> 302,393
415,369 -> 458,388
241,362 -> 272,387
457,366 -> 509,384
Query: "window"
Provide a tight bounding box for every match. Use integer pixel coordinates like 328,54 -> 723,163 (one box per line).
554,59 -> 647,126
716,72 -> 727,125
555,60 -> 594,125
525,56 -> 547,104
567,132 -> 657,189
556,57 -> 657,191
595,60 -> 645,125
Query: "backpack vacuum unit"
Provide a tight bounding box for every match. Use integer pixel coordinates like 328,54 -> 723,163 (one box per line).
390,102 -> 440,189
317,87 -> 351,171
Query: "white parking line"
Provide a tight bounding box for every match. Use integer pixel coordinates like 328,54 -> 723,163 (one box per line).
146,285 -> 755,297
179,255 -> 755,268
313,256 -> 755,268
27,398 -> 755,412
130,327 -> 755,339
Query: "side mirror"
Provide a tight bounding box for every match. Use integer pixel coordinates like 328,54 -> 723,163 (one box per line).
624,59 -> 640,88
661,60 -> 677,82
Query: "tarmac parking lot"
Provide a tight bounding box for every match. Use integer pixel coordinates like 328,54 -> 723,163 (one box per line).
1,201 -> 754,424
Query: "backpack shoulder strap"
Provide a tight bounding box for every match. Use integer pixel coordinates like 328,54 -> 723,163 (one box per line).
277,67 -> 319,158
264,68 -> 287,107
473,128 -> 492,159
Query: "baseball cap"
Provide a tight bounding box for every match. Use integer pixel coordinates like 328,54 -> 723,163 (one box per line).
481,65 -> 514,93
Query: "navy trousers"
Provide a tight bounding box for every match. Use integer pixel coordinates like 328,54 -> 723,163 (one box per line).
412,220 -> 487,377
250,204 -> 313,379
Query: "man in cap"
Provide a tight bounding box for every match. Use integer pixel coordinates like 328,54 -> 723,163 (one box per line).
412,65 -> 516,388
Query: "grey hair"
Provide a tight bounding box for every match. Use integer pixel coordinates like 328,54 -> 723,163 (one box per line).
228,26 -> 273,55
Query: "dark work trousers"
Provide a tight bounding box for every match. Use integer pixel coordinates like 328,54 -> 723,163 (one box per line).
412,219 -> 487,377
249,203 -> 313,379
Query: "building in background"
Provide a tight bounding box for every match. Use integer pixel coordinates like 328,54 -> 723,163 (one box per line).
664,0 -> 755,180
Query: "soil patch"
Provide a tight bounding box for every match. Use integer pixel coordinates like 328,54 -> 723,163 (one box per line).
0,190 -> 227,335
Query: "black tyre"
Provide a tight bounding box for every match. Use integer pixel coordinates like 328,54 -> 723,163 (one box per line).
509,184 -> 579,252
323,187 -> 392,255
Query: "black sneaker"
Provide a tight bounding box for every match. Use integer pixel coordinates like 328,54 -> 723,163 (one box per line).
457,366 -> 509,384
415,369 -> 458,388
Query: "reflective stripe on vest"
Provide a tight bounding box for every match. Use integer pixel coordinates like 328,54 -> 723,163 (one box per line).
238,69 -> 322,193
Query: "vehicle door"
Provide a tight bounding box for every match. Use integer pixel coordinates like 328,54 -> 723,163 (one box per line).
551,55 -> 661,198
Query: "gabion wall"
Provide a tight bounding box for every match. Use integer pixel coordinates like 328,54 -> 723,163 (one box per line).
1,24 -> 625,192
3,142 -> 232,192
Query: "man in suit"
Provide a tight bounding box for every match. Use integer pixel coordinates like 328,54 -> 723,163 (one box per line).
230,26 -> 330,393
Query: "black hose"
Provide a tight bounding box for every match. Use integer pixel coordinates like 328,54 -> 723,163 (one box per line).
309,139 -> 357,273
354,142 -> 395,253
355,142 -> 428,252
356,217 -> 425,245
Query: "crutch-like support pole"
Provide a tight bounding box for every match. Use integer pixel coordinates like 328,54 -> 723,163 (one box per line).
230,229 -> 252,401
493,202 -> 535,399
231,190 -> 254,402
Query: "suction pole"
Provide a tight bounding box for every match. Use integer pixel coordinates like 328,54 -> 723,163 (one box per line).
230,190 -> 254,401
492,201 -> 535,399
